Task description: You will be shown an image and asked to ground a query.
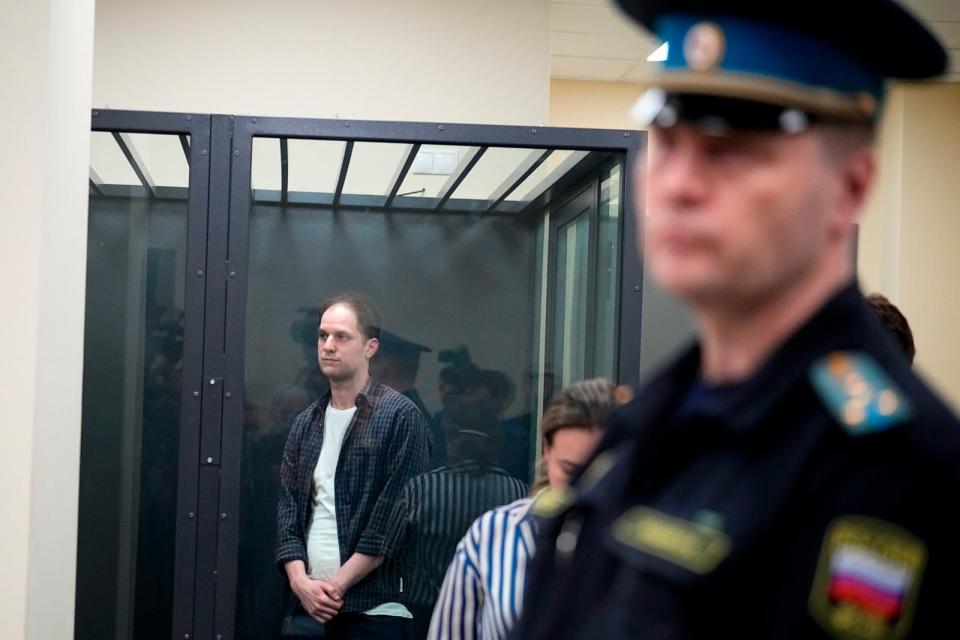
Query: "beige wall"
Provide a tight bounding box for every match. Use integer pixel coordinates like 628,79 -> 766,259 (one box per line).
550,79 -> 699,374
0,0 -> 95,638
861,83 -> 960,410
550,78 -> 641,130
93,0 -> 551,125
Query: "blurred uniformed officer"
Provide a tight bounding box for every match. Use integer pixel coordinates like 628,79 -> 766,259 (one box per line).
513,2 -> 960,638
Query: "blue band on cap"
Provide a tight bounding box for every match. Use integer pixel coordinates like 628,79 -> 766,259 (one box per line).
657,14 -> 885,103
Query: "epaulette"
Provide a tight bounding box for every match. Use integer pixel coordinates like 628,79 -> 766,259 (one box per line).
809,351 -> 912,436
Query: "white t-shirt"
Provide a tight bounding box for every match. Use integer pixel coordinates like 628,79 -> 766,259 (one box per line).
306,404 -> 356,581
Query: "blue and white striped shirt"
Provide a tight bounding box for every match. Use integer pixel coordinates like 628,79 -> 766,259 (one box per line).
427,496 -> 538,640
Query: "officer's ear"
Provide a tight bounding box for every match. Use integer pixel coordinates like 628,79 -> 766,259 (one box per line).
836,145 -> 875,226
818,125 -> 876,235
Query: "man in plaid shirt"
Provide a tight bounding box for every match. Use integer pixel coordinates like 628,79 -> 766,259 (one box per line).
275,293 -> 430,639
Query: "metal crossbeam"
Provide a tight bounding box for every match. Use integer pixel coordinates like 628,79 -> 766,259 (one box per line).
89,167 -> 104,197
179,134 -> 191,166
384,143 -> 421,208
333,141 -> 354,208
485,149 -> 553,213
435,146 -> 487,210
112,131 -> 156,198
280,138 -> 289,205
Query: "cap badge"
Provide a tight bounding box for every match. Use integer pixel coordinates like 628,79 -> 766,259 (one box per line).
684,22 -> 726,72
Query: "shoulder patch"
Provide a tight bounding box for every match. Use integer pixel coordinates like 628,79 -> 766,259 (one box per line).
530,485 -> 575,519
810,352 -> 912,436
809,516 -> 927,640
611,506 -> 731,575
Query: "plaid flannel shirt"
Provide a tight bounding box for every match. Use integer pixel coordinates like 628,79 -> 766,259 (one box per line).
275,377 -> 430,614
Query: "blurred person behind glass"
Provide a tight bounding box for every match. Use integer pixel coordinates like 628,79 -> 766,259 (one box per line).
427,379 -> 619,640
392,402 -> 528,639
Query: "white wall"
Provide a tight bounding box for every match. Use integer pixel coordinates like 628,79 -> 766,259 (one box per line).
0,0 -> 95,638
93,0 -> 551,125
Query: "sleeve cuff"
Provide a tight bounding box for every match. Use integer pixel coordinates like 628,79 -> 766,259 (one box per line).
355,532 -> 388,558
275,547 -> 308,574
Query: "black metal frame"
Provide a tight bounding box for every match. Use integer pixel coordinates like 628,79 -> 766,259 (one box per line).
220,116 -> 643,638
90,109 -> 212,640
84,110 -> 644,640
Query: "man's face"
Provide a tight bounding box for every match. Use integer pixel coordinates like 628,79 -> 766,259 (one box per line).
644,124 -> 845,306
317,303 -> 378,384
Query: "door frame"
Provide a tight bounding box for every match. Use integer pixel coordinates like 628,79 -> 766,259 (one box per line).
217,115 -> 643,638
88,109 -> 212,640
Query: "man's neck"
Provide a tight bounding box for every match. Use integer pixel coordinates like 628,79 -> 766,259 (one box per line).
695,257 -> 851,385
328,372 -> 370,410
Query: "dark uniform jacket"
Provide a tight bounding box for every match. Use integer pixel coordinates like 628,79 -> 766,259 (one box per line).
515,283 -> 960,639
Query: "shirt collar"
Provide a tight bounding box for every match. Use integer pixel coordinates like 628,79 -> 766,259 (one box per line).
313,375 -> 380,417
681,280 -> 873,433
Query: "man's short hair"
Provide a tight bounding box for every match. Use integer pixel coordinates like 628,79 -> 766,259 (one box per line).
318,293 -> 382,341
867,293 -> 915,364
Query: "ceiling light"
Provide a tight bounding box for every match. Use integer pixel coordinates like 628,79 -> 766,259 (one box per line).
647,42 -> 669,62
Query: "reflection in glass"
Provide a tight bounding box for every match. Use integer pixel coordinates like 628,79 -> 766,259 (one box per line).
554,214 -> 590,388
396,403 -> 528,638
525,214 -> 551,480
595,163 -> 622,379
76,132 -> 189,640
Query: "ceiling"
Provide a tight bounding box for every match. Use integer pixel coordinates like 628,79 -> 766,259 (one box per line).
551,0 -> 960,83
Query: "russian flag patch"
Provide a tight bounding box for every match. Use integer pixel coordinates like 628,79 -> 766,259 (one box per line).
810,517 -> 926,640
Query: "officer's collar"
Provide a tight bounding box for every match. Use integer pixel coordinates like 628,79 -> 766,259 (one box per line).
675,280 -> 874,434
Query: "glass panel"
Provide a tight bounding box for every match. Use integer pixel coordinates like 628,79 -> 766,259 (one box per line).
236,138 -> 625,640
527,212 -> 551,482
237,138 -> 541,640
595,162 -> 622,379
76,132 -> 189,640
554,214 -> 590,388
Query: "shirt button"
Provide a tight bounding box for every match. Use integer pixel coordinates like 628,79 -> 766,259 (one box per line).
555,516 -> 583,561
557,530 -> 578,554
